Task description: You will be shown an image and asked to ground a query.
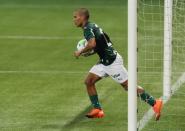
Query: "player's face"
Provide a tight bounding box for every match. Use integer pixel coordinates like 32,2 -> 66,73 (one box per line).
73,12 -> 85,27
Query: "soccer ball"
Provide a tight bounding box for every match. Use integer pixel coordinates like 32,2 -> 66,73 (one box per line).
76,39 -> 94,57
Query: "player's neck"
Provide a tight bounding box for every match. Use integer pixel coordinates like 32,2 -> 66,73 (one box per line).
82,21 -> 89,28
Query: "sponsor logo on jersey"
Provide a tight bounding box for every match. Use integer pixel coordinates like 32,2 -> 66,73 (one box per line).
111,73 -> 121,78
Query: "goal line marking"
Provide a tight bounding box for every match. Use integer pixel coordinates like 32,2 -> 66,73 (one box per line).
0,35 -> 125,40
137,72 -> 185,130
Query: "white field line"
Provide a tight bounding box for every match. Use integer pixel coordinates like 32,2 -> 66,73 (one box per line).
0,35 -> 125,40
0,4 -> 124,9
0,36 -> 81,40
0,70 -> 86,74
138,72 -> 185,130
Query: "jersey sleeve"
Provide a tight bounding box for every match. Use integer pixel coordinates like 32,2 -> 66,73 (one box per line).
84,28 -> 95,41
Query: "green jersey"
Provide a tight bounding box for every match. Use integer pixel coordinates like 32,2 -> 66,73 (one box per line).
83,22 -> 117,66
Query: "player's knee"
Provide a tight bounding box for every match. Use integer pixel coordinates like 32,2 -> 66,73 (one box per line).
137,86 -> 144,94
84,78 -> 95,87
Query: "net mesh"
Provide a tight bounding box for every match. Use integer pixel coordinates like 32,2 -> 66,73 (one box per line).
137,0 -> 185,130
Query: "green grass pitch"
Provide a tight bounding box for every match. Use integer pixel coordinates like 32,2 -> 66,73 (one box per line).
0,0 -> 184,131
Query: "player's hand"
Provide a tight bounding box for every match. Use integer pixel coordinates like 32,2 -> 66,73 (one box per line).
74,50 -> 81,58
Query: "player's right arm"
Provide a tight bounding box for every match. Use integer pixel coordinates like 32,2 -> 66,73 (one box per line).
74,27 -> 96,58
74,38 -> 96,57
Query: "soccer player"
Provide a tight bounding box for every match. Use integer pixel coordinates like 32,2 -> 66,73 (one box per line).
73,8 -> 163,120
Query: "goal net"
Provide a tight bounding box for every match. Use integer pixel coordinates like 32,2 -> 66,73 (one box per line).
137,0 -> 185,130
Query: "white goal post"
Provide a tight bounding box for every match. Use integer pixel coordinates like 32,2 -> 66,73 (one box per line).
163,0 -> 173,98
128,0 -> 137,131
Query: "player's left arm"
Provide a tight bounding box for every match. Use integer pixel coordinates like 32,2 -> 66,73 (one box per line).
74,38 -> 96,57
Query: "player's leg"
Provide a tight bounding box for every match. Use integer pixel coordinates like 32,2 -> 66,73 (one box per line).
121,80 -> 156,107
121,80 -> 163,120
84,72 -> 102,109
85,64 -> 107,118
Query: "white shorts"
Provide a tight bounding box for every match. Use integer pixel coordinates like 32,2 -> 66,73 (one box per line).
89,53 -> 128,83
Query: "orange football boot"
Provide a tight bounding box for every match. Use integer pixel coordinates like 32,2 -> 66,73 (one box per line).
86,108 -> 104,118
153,99 -> 163,121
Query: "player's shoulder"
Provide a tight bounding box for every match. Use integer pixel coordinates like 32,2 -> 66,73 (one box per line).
84,22 -> 96,30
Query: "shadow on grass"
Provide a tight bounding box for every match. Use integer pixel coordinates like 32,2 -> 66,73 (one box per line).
42,86 -> 115,131
62,105 -> 92,129
41,105 -> 92,131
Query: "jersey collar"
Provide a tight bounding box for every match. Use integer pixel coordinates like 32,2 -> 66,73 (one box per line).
83,21 -> 90,29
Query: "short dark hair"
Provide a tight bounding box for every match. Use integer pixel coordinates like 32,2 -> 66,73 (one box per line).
75,8 -> 90,20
